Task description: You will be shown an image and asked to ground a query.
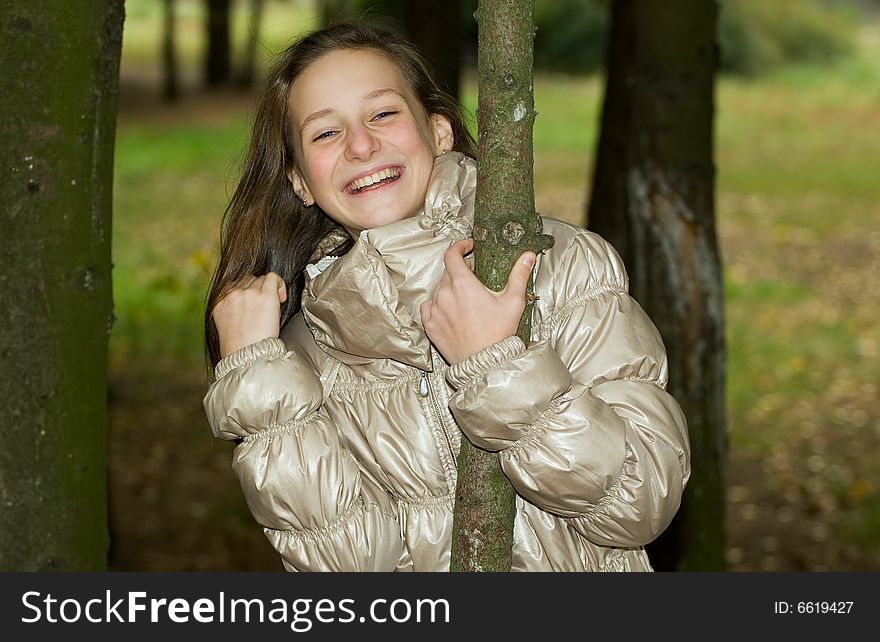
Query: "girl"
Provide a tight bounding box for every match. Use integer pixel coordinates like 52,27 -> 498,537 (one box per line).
203,22 -> 690,572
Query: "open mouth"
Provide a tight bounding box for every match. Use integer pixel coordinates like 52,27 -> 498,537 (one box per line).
346,167 -> 402,194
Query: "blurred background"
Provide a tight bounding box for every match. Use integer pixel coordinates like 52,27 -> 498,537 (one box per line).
108,0 -> 880,571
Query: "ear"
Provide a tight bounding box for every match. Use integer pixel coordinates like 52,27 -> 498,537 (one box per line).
286,167 -> 315,207
429,113 -> 454,156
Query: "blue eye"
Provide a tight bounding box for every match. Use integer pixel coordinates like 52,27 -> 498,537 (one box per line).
373,111 -> 397,120
313,130 -> 336,141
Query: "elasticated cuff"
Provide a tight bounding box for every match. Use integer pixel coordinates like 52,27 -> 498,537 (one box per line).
445,335 -> 526,392
214,336 -> 287,381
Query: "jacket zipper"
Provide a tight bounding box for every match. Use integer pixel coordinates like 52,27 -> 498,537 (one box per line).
420,371 -> 457,466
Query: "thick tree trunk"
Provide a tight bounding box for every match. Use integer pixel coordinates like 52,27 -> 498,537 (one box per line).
587,0 -> 725,570
450,0 -> 552,572
237,0 -> 265,89
404,0 -> 462,102
0,0 -> 123,570
162,0 -> 180,101
205,0 -> 232,87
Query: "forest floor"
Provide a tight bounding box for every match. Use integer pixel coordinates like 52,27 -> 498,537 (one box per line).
108,30 -> 880,572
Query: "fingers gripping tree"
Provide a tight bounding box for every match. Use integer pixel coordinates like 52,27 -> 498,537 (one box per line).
0,0 -> 124,570
450,0 -> 553,572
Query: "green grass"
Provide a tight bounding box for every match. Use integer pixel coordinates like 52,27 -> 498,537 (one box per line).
115,122 -> 249,178
715,27 -> 880,470
111,116 -> 251,372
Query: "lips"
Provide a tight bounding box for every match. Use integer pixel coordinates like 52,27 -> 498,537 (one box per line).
345,165 -> 403,194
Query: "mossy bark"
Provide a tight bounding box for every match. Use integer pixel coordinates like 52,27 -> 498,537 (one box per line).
0,0 -> 124,570
450,0 -> 552,573
587,0 -> 726,570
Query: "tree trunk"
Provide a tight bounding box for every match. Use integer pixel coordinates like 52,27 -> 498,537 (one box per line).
404,0 -> 462,102
236,0 -> 265,89
450,0 -> 552,572
205,0 -> 232,87
162,0 -> 180,101
587,0 -> 725,570
0,0 -> 123,570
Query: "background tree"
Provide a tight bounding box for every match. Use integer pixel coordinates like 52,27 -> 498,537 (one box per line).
0,0 -> 124,570
205,0 -> 232,87
586,0 -> 725,570
237,0 -> 266,88
451,0 -> 552,572
404,0 -> 463,101
162,0 -> 180,101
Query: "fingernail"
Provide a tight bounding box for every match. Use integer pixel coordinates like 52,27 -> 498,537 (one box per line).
523,253 -> 535,267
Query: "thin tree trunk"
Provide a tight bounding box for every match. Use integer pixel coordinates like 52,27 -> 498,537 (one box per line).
451,0 -> 552,572
162,0 -> 180,101
0,0 -> 124,570
205,0 -> 232,87
404,0 -> 462,102
237,0 -> 264,89
587,0 -> 725,570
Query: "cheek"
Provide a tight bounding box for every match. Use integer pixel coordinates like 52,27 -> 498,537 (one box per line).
302,150 -> 336,193
395,120 -> 435,157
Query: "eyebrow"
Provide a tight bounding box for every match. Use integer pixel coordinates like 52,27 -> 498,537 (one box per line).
363,87 -> 405,101
300,108 -> 334,132
299,88 -> 406,131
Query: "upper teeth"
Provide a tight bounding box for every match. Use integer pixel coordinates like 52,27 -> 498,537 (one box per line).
349,168 -> 399,192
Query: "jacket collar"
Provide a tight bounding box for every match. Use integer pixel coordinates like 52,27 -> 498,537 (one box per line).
302,152 -> 476,371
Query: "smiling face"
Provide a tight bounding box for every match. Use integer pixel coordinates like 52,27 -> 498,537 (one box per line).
287,48 -> 454,237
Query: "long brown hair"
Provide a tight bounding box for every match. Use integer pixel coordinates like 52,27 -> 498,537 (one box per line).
204,21 -> 476,376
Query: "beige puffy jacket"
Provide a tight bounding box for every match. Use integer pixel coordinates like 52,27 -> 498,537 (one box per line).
204,153 -> 690,572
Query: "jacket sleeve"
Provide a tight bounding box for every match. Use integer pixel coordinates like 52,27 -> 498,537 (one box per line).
445,232 -> 690,548
203,336 -> 403,571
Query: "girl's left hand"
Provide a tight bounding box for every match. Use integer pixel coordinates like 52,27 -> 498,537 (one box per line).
420,238 -> 536,365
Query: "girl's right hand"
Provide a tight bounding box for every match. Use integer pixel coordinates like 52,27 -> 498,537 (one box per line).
212,272 -> 288,359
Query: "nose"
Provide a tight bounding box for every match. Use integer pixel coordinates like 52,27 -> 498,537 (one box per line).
344,123 -> 380,162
